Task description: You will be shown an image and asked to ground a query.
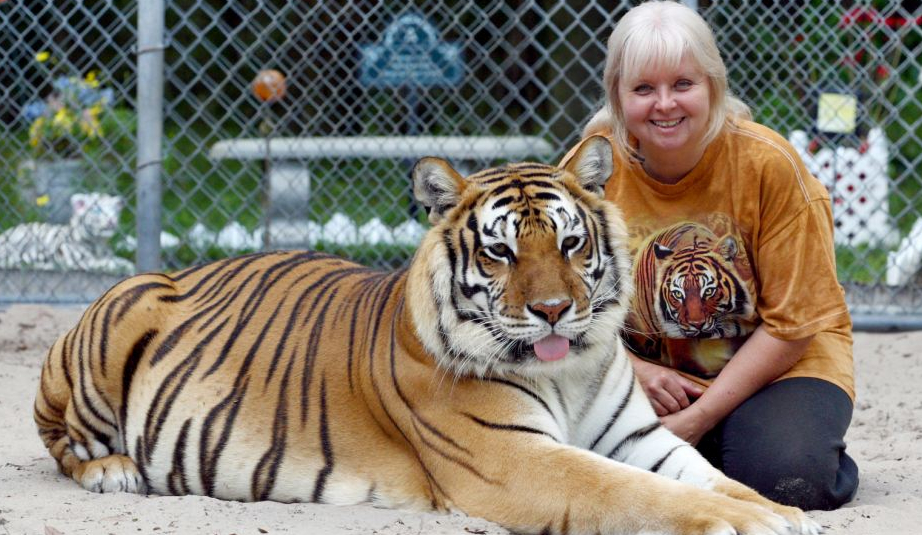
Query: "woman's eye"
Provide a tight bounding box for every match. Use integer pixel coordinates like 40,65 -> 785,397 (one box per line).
675,79 -> 693,90
634,84 -> 653,95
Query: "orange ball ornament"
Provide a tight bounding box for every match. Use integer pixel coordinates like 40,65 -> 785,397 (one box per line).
252,69 -> 286,103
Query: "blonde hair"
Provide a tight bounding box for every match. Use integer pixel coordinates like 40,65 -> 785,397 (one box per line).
583,1 -> 751,162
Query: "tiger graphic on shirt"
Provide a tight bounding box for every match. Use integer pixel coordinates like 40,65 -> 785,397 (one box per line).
625,216 -> 757,379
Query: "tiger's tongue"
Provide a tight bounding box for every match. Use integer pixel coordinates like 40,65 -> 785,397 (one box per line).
533,334 -> 570,361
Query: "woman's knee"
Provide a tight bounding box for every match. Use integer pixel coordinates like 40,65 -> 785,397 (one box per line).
716,378 -> 859,510
726,452 -> 857,510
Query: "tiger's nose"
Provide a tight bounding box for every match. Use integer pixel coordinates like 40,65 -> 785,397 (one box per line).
527,299 -> 573,326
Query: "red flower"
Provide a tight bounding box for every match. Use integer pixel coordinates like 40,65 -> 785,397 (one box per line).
808,138 -> 821,153
876,64 -> 890,79
841,50 -> 865,67
794,34 -> 805,43
840,7 -> 879,27
884,16 -> 908,28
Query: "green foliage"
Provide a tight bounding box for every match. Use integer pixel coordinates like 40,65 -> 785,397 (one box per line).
836,244 -> 888,284
0,130 -> 31,229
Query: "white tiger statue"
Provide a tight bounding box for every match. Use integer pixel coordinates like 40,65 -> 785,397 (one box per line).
0,192 -> 134,275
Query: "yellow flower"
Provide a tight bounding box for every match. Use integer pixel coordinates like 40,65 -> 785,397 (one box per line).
36,195 -> 50,207
28,117 -> 45,147
35,51 -> 50,63
52,108 -> 74,130
79,115 -> 102,138
84,71 -> 100,89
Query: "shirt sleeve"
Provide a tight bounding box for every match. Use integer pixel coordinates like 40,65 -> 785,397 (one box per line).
755,194 -> 850,340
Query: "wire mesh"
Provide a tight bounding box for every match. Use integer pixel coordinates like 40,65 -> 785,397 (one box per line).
0,0 -> 920,320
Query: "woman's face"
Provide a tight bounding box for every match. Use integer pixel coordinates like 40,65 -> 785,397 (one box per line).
618,60 -> 711,164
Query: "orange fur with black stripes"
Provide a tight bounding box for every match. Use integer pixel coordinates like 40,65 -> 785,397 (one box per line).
34,137 -> 817,535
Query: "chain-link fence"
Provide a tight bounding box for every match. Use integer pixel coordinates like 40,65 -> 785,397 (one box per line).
1,1 -> 921,325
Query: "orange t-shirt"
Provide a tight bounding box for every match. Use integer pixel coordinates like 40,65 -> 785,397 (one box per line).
562,120 -> 854,399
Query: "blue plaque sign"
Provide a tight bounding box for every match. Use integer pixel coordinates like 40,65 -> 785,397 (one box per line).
359,13 -> 463,88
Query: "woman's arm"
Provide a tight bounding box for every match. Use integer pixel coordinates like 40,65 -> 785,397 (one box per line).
660,325 -> 813,445
629,352 -> 705,416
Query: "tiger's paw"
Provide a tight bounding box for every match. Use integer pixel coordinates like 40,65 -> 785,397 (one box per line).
711,474 -> 822,535
72,454 -> 146,494
669,493 -> 796,535
766,503 -> 822,535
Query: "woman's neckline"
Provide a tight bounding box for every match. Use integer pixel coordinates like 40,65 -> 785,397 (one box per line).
630,131 -> 727,194
638,144 -> 707,184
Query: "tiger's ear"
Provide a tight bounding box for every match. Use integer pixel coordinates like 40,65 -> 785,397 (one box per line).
563,135 -> 614,195
71,193 -> 89,214
412,157 -> 467,225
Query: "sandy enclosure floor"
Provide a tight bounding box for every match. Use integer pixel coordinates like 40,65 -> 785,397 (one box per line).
1,303 -> 920,535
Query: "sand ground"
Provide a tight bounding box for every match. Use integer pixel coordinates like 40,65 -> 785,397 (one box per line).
1,304 -> 919,535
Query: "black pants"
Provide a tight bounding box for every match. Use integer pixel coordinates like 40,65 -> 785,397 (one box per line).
696,377 -> 859,511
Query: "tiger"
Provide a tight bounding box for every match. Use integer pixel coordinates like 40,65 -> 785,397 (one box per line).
33,136 -> 818,535
626,222 -> 758,377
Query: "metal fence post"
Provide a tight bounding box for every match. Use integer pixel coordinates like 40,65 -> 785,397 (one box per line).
136,0 -> 165,272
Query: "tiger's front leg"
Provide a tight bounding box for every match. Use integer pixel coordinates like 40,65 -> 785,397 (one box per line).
430,434 -> 794,535
582,371 -> 820,535
612,427 -> 820,535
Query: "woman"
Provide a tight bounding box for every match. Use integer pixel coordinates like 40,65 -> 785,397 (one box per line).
562,0 -> 858,510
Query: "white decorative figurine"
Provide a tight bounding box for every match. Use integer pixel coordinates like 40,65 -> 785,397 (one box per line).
0,192 -> 134,275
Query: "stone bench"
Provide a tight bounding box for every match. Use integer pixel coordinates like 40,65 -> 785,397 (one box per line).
208,135 -> 555,247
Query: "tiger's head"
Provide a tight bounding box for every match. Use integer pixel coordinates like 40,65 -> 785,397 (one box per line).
406,136 -> 633,378
652,231 -> 755,339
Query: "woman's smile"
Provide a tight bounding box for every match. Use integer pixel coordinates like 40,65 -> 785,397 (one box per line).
651,117 -> 684,128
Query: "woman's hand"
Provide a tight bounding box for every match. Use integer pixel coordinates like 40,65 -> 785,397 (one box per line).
654,327 -> 815,445
660,405 -> 712,446
629,354 -> 704,416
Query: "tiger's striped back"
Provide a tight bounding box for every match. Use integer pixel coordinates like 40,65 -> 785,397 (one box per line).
35,251 -> 442,505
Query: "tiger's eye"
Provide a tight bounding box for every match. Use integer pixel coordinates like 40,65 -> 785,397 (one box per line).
487,243 -> 511,258
561,236 -> 582,252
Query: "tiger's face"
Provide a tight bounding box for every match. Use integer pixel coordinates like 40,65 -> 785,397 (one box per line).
409,137 -> 633,378
654,234 -> 754,339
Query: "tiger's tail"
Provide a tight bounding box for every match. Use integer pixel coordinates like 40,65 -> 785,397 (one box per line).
33,301 -> 147,493
33,331 -> 86,478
